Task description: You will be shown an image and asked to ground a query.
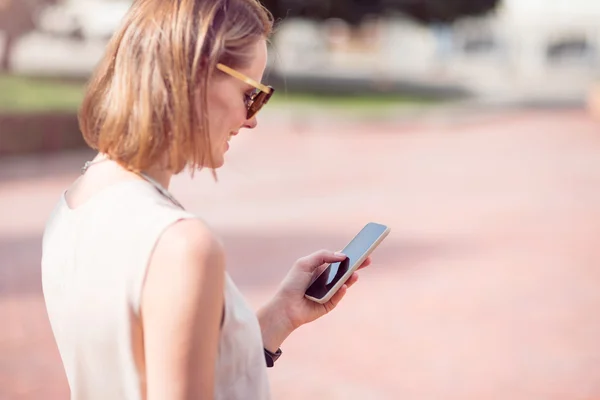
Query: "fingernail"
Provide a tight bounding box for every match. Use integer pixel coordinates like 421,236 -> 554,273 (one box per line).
334,252 -> 346,257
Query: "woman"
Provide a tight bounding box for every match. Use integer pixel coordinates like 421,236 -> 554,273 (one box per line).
41,0 -> 371,399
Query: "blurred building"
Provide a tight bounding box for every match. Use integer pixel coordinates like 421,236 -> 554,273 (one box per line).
39,0 -> 130,39
448,0 -> 600,102
2,0 -> 599,102
272,0 -> 600,101
4,0 -> 130,77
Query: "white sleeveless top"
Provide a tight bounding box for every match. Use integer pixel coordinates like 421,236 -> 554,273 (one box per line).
41,179 -> 271,400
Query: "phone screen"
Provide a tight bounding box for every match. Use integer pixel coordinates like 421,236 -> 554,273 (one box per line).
305,223 -> 388,300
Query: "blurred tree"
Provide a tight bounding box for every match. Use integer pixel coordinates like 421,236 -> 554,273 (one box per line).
389,0 -> 501,24
260,0 -> 501,25
0,0 -> 57,72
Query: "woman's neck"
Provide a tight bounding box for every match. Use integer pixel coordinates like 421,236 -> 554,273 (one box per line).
91,152 -> 174,189
144,151 -> 175,189
143,164 -> 173,189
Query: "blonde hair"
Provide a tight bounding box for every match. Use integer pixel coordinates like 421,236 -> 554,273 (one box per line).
79,0 -> 273,175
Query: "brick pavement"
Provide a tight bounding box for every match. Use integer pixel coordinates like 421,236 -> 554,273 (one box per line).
2,109 -> 600,399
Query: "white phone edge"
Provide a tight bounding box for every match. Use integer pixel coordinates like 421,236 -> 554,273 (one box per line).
304,224 -> 390,304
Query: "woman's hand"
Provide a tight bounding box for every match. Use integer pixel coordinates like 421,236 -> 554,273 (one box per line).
257,250 -> 372,352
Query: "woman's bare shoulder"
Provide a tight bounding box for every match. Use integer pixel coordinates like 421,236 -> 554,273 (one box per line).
160,218 -> 224,256
148,218 -> 226,284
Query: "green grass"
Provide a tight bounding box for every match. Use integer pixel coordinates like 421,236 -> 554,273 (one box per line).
0,74 -> 437,114
0,75 -> 85,113
268,92 -> 439,117
270,92 -> 436,109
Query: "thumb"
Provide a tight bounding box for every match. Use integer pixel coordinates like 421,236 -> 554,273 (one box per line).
295,249 -> 347,272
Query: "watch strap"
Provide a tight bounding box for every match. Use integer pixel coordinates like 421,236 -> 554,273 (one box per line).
264,347 -> 282,368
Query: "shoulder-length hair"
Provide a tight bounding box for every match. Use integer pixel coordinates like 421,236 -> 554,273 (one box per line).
79,0 -> 273,175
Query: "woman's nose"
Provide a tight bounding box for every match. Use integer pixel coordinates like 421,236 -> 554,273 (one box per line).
243,116 -> 258,130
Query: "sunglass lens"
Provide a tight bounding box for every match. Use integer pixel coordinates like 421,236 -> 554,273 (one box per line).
247,89 -> 274,119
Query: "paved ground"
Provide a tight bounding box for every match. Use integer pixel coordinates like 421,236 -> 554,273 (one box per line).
1,108 -> 600,399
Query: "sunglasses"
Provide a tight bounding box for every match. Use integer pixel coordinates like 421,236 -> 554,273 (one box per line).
216,63 -> 275,119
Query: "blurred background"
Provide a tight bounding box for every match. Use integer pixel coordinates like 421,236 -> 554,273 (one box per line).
2,1 -> 600,399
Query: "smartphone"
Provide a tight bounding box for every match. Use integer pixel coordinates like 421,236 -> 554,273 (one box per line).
304,222 -> 390,304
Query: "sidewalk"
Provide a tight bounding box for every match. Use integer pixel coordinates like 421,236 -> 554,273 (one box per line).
2,109 -> 600,399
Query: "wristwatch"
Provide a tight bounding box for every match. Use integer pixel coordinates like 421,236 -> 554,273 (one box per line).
264,347 -> 282,368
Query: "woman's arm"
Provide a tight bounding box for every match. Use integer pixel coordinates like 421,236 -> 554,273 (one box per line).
257,250 -> 371,356
141,219 -> 225,400
257,301 -> 294,353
